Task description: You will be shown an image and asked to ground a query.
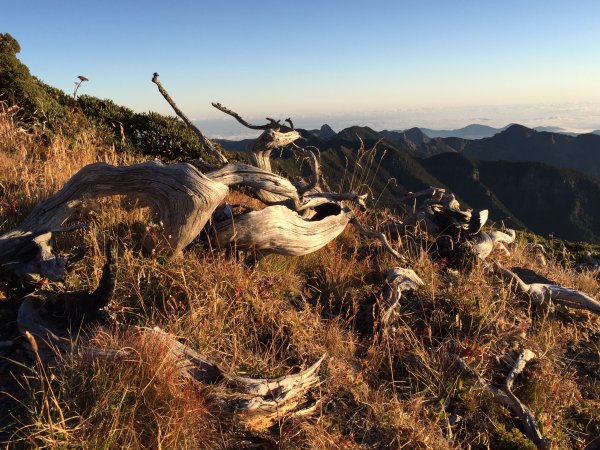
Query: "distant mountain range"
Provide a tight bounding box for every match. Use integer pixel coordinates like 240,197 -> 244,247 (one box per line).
407,124 -> 585,139
310,123 -> 589,141
419,124 -> 507,139
218,122 -> 600,243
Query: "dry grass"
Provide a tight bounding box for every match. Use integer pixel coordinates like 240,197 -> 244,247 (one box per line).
1,105 -> 600,449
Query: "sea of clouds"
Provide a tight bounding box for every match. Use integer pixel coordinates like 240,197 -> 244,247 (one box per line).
197,102 -> 600,140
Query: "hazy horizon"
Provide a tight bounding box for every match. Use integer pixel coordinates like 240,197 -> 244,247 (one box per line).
197,102 -> 600,140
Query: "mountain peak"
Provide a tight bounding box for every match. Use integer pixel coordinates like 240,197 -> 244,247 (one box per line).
402,127 -> 430,145
500,123 -> 535,138
308,123 -> 336,140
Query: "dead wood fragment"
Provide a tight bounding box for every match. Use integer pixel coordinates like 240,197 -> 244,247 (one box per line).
147,327 -> 326,430
18,292 -> 325,431
398,186 -> 445,203
350,217 -> 405,261
456,351 -> 550,449
381,268 -> 424,325
471,229 -> 516,260
493,262 -> 600,315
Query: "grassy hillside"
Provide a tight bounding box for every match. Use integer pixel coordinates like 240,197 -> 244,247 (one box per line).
2,77 -> 600,449
0,33 -> 219,162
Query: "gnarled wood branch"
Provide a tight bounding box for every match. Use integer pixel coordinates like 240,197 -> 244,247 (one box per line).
493,262 -> 600,315
456,351 -> 550,449
211,203 -> 352,257
471,229 -> 516,260
19,293 -> 325,431
350,216 -> 405,261
0,161 -> 230,280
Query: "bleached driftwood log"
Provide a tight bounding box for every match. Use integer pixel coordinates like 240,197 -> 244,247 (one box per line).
381,267 -> 424,325
0,161 -> 230,280
493,262 -> 600,315
0,158 -> 375,280
456,350 -> 550,449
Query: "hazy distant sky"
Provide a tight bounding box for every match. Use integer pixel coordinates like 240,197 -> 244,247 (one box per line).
4,0 -> 600,137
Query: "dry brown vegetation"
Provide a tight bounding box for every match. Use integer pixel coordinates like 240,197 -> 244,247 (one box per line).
1,104 -> 600,449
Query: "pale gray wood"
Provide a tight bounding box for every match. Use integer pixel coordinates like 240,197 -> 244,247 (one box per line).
212,204 -> 352,256
152,73 -> 228,164
456,352 -> 550,449
382,268 -> 424,325
471,229 -> 516,260
0,161 -> 230,279
493,262 -> 600,314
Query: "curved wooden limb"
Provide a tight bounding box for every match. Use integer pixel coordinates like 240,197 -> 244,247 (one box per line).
208,163 -> 301,209
493,262 -> 600,315
349,216 -> 405,261
211,102 -> 288,131
290,143 -> 322,194
300,192 -> 368,211
19,303 -> 325,432
471,229 -> 516,260
211,203 -> 352,257
18,243 -> 117,363
381,268 -> 424,326
0,161 -> 230,280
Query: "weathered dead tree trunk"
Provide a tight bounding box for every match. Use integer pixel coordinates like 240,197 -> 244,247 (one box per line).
493,262 -> 600,315
0,157 -> 377,280
0,161 -> 229,280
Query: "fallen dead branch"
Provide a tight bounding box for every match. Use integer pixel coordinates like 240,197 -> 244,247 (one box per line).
456,350 -> 551,449
493,262 -> 600,315
16,247 -> 325,431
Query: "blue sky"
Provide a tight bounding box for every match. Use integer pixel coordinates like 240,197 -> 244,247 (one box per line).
3,0 -> 600,136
